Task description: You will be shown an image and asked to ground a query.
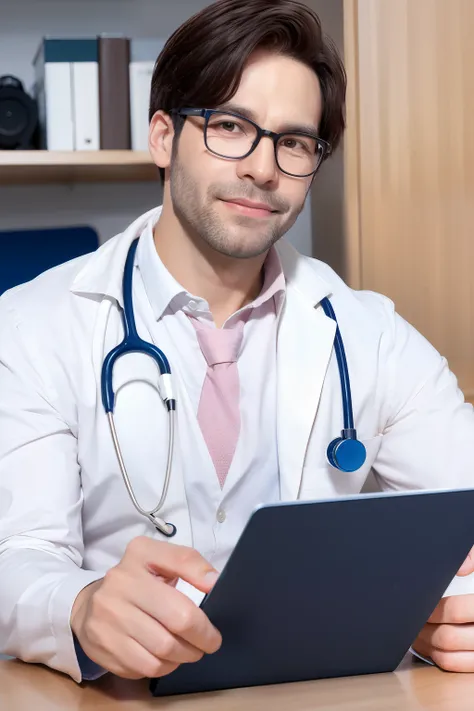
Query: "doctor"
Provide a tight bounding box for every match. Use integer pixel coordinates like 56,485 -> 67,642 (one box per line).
1,0 -> 474,684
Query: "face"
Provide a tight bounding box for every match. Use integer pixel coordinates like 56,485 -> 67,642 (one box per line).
155,51 -> 323,259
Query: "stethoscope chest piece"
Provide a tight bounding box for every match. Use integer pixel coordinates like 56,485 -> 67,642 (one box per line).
327,430 -> 367,473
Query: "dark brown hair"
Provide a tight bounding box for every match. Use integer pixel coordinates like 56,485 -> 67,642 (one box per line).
150,0 -> 346,183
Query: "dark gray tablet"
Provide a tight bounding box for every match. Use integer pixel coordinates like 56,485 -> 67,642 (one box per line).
151,488 -> 474,697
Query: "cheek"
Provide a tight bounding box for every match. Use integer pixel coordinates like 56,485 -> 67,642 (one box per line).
280,170 -> 311,194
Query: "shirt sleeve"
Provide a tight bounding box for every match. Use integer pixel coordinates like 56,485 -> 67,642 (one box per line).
73,635 -> 106,681
0,301 -> 103,682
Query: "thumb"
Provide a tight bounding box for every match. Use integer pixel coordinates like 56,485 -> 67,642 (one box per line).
457,546 -> 474,577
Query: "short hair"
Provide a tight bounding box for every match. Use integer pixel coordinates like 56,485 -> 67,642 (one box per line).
150,0 -> 346,183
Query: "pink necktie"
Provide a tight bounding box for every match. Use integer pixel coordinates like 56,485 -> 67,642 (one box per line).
190,317 -> 245,488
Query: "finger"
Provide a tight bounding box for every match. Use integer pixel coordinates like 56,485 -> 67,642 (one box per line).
417,622 -> 474,652
427,595 -> 474,624
83,627 -> 180,680
120,604 -> 205,664
131,576 -> 222,655
457,547 -> 474,577
429,649 -> 474,673
120,637 -> 181,680
412,634 -> 474,672
124,537 -> 219,593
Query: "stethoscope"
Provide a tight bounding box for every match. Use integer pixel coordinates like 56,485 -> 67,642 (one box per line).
101,237 -> 367,538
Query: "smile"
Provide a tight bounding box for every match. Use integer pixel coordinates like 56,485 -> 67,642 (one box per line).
220,199 -> 276,218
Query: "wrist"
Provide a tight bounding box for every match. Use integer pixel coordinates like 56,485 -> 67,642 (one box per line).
70,579 -> 102,637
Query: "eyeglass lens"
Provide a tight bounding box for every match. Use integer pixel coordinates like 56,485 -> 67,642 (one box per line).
205,113 -> 324,176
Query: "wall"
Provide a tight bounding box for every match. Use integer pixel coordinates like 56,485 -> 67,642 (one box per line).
0,0 -> 312,254
304,0 -> 346,276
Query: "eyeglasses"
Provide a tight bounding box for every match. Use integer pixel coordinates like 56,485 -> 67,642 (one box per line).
171,108 -> 331,178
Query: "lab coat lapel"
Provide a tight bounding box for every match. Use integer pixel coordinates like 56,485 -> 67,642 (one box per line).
276,242 -> 336,501
70,206 -> 163,307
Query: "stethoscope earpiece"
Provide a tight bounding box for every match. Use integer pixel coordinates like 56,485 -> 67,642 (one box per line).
152,519 -> 178,538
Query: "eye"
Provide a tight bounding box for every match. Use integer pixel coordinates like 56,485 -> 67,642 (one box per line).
281,137 -> 311,153
208,119 -> 244,133
219,121 -> 239,133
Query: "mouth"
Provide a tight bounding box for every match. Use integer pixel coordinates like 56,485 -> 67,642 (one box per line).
220,198 -> 277,218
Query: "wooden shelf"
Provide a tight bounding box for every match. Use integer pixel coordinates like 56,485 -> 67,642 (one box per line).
0,151 -> 158,185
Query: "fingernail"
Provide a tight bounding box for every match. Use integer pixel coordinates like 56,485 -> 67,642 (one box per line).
205,570 -> 219,586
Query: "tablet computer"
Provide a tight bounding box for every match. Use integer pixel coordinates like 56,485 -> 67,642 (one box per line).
150,488 -> 474,697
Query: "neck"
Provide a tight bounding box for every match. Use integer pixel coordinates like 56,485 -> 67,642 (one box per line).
153,203 -> 267,328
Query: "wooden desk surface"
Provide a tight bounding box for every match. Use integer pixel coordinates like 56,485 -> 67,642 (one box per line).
2,656 -> 474,711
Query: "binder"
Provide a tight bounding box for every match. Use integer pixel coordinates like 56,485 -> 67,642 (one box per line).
98,36 -> 131,149
34,40 -> 74,150
33,39 -> 100,151
129,39 -> 165,151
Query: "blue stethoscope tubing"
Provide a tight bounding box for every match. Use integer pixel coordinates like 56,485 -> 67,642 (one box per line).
101,237 -> 366,537
101,238 -> 177,537
320,298 -> 367,473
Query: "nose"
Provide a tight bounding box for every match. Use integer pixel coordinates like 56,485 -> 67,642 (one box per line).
236,135 -> 279,186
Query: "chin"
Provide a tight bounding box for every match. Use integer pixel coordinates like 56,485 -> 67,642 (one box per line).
222,222 -> 280,258
212,239 -> 275,260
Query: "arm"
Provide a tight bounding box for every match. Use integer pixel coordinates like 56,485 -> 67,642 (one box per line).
0,301 -> 221,681
371,306 -> 474,669
0,304 -> 103,682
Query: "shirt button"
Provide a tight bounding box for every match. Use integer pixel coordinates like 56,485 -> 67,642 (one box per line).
188,300 -> 198,310
216,508 -> 226,523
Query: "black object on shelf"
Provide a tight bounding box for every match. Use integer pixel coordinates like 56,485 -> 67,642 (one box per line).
0,76 -> 39,150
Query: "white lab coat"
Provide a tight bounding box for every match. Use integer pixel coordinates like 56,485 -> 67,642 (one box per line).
0,205 -> 473,681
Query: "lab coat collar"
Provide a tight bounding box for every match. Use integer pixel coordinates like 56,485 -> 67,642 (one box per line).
70,206 -> 161,305
70,205 -> 333,309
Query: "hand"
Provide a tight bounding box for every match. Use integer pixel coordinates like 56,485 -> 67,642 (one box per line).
412,545 -> 474,671
71,537 -> 222,679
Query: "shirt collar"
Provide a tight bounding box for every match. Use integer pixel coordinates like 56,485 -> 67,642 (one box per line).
137,214 -> 286,322
251,246 -> 286,317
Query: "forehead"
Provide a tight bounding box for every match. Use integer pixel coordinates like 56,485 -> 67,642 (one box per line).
229,50 -> 323,131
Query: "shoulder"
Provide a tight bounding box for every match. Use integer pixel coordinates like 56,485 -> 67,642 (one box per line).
0,252 -> 92,323
0,233 -> 120,333
279,240 -> 397,334
290,248 -> 448,394
280,242 -> 445,374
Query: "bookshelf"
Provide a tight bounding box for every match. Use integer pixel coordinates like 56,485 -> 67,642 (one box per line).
0,151 -> 158,184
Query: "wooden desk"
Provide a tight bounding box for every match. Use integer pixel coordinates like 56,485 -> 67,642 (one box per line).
2,656 -> 474,711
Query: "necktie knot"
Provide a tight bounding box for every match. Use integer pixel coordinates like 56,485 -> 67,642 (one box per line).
193,320 -> 244,367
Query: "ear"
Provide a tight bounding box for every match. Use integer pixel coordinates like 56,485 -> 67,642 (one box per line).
149,110 -> 175,171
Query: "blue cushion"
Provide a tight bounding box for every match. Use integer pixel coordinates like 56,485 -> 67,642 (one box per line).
0,226 -> 99,295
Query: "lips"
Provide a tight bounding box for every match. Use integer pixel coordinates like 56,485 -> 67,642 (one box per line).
220,198 -> 277,218
225,198 -> 275,212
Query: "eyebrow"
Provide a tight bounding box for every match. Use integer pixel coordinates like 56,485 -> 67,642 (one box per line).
216,102 -> 320,137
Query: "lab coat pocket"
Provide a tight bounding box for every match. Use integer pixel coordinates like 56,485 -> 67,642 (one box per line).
299,434 -> 383,500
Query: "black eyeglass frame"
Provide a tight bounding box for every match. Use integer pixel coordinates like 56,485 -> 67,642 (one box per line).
171,107 -> 331,178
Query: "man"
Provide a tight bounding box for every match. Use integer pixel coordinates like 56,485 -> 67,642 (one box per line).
0,0 -> 474,683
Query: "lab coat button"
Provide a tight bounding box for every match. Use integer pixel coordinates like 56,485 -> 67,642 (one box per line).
216,508 -> 226,523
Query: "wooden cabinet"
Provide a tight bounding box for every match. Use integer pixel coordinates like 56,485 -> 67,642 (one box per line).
342,0 -> 474,401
